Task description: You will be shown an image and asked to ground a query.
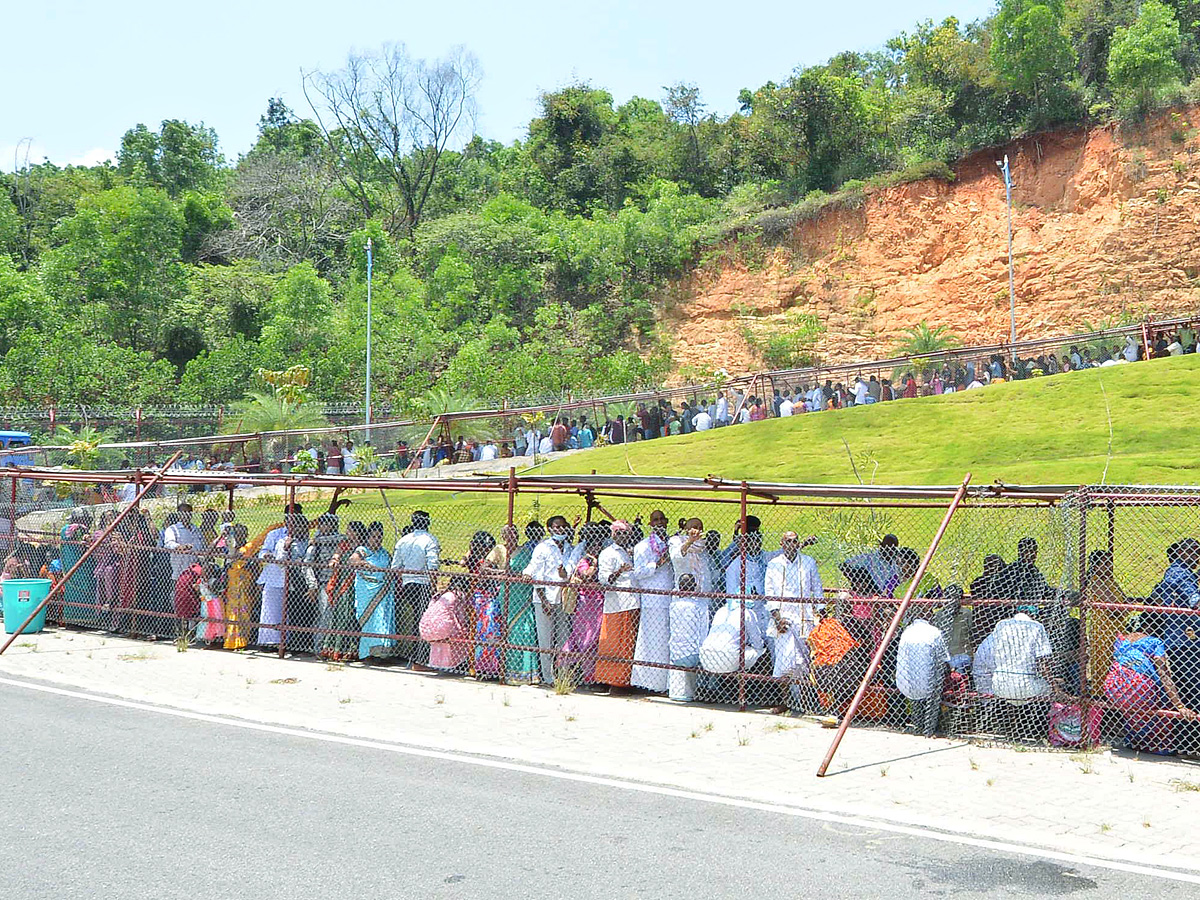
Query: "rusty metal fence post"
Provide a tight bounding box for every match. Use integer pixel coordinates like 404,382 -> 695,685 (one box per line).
816,473 -> 972,776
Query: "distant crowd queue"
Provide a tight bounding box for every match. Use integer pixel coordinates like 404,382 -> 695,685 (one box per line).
310,326 -> 1200,468
4,498 -> 1199,755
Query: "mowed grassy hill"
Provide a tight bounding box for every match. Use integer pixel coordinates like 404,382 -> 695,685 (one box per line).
540,354 -> 1200,487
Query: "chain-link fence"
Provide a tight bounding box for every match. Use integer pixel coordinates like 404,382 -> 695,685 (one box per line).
3,470 -> 1198,757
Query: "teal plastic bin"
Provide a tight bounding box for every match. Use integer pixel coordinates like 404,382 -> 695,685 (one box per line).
2,578 -> 52,635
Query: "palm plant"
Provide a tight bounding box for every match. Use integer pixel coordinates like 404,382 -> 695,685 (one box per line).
54,425 -> 115,470
893,322 -> 962,357
224,391 -> 327,465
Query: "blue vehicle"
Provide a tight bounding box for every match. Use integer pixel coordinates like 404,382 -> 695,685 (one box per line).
0,431 -> 33,468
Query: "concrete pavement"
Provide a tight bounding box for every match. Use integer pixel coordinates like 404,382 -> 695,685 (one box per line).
2,627 -> 1199,876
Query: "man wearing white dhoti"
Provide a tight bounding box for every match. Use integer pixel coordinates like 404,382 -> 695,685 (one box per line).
630,510 -> 674,693
764,531 -> 823,713
667,517 -> 712,700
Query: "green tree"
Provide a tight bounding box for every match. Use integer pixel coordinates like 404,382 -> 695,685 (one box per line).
40,186 -> 186,352
1108,0 -> 1185,116
0,258 -> 54,355
117,120 -> 222,196
990,0 -> 1077,125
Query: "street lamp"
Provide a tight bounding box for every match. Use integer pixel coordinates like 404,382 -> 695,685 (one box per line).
365,237 -> 373,443
997,155 -> 1016,344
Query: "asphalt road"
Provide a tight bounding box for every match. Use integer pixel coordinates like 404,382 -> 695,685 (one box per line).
1,681 -> 1196,899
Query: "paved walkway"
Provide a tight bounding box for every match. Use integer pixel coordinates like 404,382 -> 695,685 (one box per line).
3,627 -> 1198,870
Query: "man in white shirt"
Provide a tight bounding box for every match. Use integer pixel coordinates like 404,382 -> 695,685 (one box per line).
255,507 -> 305,648
392,510 -> 441,669
987,611 -> 1056,702
778,396 -> 793,417
596,521 -> 639,692
715,394 -> 729,426
118,480 -> 138,503
537,433 -> 554,454
895,616 -> 950,735
342,440 -> 358,475
852,376 -> 869,406
524,428 -> 537,457
479,440 -> 499,461
667,517 -> 711,701
630,510 -> 675,693
691,408 -> 713,431
163,501 -> 203,583
523,514 -> 572,684
764,531 -> 823,712
1123,335 -> 1139,363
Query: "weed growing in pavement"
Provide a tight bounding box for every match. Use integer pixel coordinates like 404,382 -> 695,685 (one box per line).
766,721 -> 798,732
969,756 -> 979,771
689,730 -> 700,739
1127,768 -> 1136,783
434,693 -> 445,705
986,778 -> 995,787
1170,778 -> 1200,793
501,694 -> 511,707
1100,823 -> 1113,833
880,766 -> 890,777
703,722 -> 714,732
565,714 -> 577,722
270,677 -> 299,685
736,725 -> 751,747
1071,751 -> 1099,775
245,677 -> 256,686
118,650 -> 155,661
325,662 -> 345,672
339,696 -> 352,704
553,668 -> 577,696
16,642 -> 37,652
1143,818 -> 1152,828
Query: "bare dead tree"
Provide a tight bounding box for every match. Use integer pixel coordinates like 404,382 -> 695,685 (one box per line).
302,43 -> 481,237
211,152 -> 353,272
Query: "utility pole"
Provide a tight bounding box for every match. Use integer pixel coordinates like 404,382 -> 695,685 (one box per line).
997,155 -> 1016,344
365,237 -> 373,443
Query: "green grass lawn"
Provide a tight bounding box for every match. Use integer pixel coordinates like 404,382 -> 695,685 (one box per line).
538,354 -> 1200,487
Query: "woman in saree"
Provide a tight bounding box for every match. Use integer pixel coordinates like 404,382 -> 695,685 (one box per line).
467,530 -> 502,678
559,524 -> 607,684
350,522 -> 396,660
503,522 -> 543,683
113,514 -> 149,636
60,508 -> 99,627
1103,631 -> 1198,754
420,574 -> 473,671
92,510 -> 120,630
321,521 -> 366,661
223,524 -> 261,650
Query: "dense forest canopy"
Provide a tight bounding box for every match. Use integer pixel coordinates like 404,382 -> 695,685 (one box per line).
2,0 -> 1198,412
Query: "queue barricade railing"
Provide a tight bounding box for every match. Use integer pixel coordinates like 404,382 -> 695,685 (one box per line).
6,468 -> 1200,759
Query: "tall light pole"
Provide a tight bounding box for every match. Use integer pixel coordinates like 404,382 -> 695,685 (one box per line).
365,237 -> 373,443
997,155 -> 1016,344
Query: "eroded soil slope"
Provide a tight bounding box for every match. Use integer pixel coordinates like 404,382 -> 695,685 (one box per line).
667,109 -> 1200,372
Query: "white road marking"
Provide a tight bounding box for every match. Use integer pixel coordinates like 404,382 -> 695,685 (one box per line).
3,674 -> 1199,885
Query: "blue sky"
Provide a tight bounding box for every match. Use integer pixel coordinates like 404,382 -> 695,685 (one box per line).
3,0 -> 997,170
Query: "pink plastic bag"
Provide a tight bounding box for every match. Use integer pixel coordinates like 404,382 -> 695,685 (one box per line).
1048,702 -> 1102,747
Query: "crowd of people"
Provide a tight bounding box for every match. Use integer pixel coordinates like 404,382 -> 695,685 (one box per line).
4,498 -> 1200,755
325,325 -> 1200,466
